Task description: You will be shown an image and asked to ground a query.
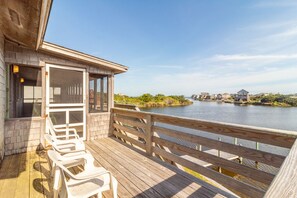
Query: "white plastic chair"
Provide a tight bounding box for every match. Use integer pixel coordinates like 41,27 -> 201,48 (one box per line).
44,133 -> 85,153
44,134 -> 94,178
46,117 -> 82,140
48,150 -> 118,198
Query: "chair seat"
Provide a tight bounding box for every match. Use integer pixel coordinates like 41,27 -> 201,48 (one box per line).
67,168 -> 111,198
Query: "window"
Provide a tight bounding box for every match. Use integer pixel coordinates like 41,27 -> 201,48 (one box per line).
9,65 -> 42,118
89,74 -> 108,112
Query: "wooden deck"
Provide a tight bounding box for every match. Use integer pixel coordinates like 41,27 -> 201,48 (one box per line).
0,150 -> 51,198
0,137 -> 237,198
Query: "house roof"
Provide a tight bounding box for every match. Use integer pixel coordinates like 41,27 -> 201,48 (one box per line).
40,42 -> 128,74
238,89 -> 249,94
1,0 -> 128,74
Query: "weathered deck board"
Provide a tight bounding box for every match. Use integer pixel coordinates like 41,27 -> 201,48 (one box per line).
103,138 -> 237,197
92,139 -> 192,198
0,154 -> 22,197
15,153 -> 30,198
102,138 -> 236,198
0,137 -> 237,198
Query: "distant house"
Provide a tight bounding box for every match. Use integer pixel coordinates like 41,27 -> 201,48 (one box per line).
222,93 -> 231,100
199,92 -> 210,100
236,89 -> 250,101
210,94 -> 217,100
217,94 -> 223,100
191,94 -> 198,100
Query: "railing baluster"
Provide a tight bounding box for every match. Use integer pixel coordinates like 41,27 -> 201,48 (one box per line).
255,142 -> 259,168
196,144 -> 202,151
145,114 -> 153,155
218,137 -> 222,173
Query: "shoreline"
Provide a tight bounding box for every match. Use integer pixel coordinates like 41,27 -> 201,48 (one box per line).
196,100 -> 296,108
116,101 -> 193,109
139,102 -> 192,108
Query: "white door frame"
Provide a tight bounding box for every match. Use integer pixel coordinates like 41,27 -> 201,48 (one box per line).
45,63 -> 87,140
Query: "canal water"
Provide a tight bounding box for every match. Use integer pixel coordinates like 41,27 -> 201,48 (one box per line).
141,100 -> 297,156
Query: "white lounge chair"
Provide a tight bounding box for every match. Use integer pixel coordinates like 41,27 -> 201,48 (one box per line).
48,150 -> 118,198
46,117 -> 82,140
44,133 -> 85,153
44,134 -> 94,177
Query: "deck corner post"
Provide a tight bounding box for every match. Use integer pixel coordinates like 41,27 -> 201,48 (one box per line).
145,114 -> 153,155
109,109 -> 115,136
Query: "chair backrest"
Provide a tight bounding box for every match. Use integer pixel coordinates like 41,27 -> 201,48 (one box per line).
46,117 -> 58,137
44,134 -> 62,152
47,150 -> 76,178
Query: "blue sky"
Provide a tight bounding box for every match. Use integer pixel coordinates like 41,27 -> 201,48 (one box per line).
45,0 -> 297,96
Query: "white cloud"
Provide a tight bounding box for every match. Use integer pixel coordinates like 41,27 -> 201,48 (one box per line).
255,0 -> 297,8
116,2 -> 297,96
149,66 -> 297,95
212,54 -> 297,62
269,27 -> 297,38
145,64 -> 184,69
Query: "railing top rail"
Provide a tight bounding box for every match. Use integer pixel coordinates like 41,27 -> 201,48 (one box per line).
112,107 -> 297,139
114,103 -> 138,109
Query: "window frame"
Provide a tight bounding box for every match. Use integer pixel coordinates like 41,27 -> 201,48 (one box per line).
88,74 -> 109,113
8,65 -> 43,118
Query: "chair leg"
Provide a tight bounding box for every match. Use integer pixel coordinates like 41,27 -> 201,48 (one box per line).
111,176 -> 118,198
51,162 -> 56,178
97,192 -> 102,198
53,167 -> 61,198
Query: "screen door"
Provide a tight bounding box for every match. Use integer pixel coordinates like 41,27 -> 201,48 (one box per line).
46,64 -> 86,140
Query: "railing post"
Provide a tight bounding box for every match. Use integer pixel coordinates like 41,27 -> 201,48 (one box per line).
234,137 -> 243,164
145,114 -> 153,155
109,109 -> 115,136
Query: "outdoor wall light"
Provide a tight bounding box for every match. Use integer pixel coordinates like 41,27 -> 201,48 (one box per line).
20,78 -> 25,83
13,65 -> 19,73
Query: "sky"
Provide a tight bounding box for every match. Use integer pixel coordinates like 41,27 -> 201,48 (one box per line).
45,0 -> 297,96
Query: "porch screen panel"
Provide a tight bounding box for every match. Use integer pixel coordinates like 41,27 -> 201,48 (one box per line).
49,68 -> 83,104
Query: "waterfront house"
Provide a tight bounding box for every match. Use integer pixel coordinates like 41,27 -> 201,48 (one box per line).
199,92 -> 210,100
1,1 -> 297,198
191,94 -> 199,100
222,93 -> 231,100
217,94 -> 223,100
0,0 -> 127,157
235,89 -> 250,101
210,94 -> 217,100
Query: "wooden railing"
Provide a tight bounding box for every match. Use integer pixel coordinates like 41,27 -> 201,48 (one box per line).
110,107 -> 297,198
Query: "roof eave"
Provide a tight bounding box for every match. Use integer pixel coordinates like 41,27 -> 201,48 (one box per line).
39,41 -> 128,74
36,0 -> 53,50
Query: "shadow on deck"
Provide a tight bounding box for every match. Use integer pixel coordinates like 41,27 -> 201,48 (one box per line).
0,137 -> 237,198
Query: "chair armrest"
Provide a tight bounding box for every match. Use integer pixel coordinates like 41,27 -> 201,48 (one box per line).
55,134 -> 80,139
57,152 -> 92,161
66,169 -> 112,181
54,127 -> 78,134
57,148 -> 86,154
